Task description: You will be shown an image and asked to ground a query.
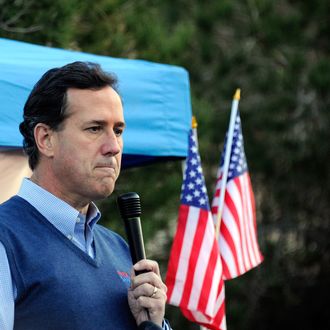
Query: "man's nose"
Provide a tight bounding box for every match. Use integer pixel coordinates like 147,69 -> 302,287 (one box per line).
100,132 -> 121,156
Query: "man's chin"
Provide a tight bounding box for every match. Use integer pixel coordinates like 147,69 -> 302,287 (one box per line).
93,186 -> 115,200
87,177 -> 117,200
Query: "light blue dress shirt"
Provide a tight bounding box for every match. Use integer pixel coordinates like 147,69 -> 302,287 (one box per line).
0,178 -> 169,330
0,178 -> 100,330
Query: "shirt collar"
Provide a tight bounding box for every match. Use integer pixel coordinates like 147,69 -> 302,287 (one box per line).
17,178 -> 101,237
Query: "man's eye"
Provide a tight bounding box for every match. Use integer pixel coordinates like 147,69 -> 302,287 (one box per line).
87,126 -> 101,133
114,128 -> 124,136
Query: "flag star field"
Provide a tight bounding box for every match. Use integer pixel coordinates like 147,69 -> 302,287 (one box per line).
181,132 -> 210,210
220,114 -> 248,180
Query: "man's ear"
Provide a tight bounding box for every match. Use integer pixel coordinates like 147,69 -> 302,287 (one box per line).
34,123 -> 55,157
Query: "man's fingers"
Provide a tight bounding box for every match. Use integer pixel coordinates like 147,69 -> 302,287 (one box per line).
130,281 -> 167,302
131,282 -> 154,299
133,259 -> 160,275
130,271 -> 167,293
136,294 -> 167,310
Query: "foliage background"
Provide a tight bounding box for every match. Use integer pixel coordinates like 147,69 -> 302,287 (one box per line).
1,0 -> 329,329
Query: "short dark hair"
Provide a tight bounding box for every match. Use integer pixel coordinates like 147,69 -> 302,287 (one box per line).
19,61 -> 118,170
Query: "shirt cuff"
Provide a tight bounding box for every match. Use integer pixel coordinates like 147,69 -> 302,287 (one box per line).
162,319 -> 171,330
138,321 -> 162,330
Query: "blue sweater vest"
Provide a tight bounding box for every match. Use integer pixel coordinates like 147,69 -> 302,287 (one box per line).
0,196 -> 138,330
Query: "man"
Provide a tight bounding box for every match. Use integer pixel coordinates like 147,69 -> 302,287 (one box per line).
0,62 -> 170,330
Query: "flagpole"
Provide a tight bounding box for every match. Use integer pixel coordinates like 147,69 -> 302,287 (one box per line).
192,115 -> 198,143
215,89 -> 241,240
182,116 -> 198,176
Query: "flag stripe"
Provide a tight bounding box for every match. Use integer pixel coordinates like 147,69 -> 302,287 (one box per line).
189,212 -> 216,313
244,174 -> 263,265
235,176 -> 252,271
166,205 -> 189,302
219,213 -> 240,277
241,174 -> 257,266
204,240 -> 222,316
219,241 -> 235,279
168,205 -> 199,305
181,208 -> 207,309
213,287 -> 226,329
223,186 -> 246,274
211,111 -> 263,280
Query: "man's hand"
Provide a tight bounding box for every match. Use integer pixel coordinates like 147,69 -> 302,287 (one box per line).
128,259 -> 167,327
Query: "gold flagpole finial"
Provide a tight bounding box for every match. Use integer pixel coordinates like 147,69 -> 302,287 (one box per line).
192,116 -> 198,129
234,88 -> 241,100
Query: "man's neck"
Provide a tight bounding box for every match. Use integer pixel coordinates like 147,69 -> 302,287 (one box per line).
29,172 -> 90,214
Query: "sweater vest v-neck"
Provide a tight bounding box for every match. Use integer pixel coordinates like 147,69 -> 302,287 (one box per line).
0,196 -> 138,330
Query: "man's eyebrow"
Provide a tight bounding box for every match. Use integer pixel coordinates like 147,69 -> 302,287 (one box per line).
115,121 -> 126,128
84,120 -> 126,128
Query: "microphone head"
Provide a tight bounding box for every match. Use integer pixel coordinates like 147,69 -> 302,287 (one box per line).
117,192 -> 142,218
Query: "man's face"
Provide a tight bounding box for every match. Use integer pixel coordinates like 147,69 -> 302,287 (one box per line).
50,86 -> 125,204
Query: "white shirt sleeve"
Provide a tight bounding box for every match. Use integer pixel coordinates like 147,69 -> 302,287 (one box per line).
0,242 -> 15,330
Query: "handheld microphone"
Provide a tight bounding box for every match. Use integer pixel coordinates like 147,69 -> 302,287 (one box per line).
117,192 -> 147,271
118,193 -> 152,321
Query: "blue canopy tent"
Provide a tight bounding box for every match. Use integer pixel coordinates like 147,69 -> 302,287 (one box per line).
0,38 -> 192,169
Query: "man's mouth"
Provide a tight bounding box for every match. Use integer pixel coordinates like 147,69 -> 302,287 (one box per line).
95,164 -> 116,176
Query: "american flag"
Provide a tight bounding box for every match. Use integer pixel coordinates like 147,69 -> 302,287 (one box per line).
211,111 -> 263,279
166,129 -> 226,330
